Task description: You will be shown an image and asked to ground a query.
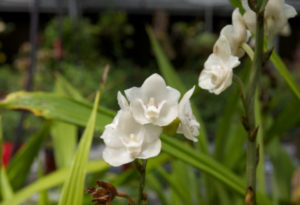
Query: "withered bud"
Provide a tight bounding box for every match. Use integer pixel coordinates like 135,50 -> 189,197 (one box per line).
86,180 -> 117,205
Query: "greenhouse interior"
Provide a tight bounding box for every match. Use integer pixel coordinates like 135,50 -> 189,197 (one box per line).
0,0 -> 300,204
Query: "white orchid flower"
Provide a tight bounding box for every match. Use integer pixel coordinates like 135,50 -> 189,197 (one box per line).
177,86 -> 200,142
101,92 -> 162,167
198,35 -> 240,95
242,0 -> 297,36
221,8 -> 250,57
125,73 -> 180,126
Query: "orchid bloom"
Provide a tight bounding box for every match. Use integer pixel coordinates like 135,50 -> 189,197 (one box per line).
125,73 -> 180,126
198,35 -> 240,95
177,86 -> 200,142
221,8 -> 250,57
242,0 -> 297,36
101,93 -> 162,167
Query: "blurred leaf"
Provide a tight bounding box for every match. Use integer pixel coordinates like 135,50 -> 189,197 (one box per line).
267,138 -> 295,201
270,51 -> 300,101
146,173 -> 168,205
156,166 -> 188,204
37,161 -> 49,205
266,96 -> 300,143
223,120 -> 246,170
51,122 -> 76,169
0,117 -> 14,200
58,91 -> 100,205
147,26 -> 208,153
7,122 -> 51,190
146,27 -> 185,94
0,160 -> 108,205
51,76 -> 79,169
229,0 -> 245,13
161,135 -> 244,195
0,92 -> 114,132
0,168 -> 14,200
214,87 -> 240,161
54,73 -> 86,103
172,161 -> 200,204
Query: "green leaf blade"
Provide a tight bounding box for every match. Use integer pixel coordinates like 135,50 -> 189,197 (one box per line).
58,91 -> 101,205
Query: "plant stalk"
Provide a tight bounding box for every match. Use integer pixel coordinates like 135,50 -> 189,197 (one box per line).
244,5 -> 265,205
136,160 -> 147,205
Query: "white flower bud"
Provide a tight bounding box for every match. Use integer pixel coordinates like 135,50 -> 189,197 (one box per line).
198,35 -> 240,95
177,86 -> 200,142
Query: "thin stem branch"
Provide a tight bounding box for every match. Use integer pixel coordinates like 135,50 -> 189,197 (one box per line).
242,43 -> 254,61
135,160 -> 147,205
243,6 -> 265,205
233,74 -> 246,102
117,192 -> 136,205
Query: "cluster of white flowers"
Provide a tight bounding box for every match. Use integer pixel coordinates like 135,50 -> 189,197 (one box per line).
242,0 -> 297,36
101,73 -> 199,166
198,1 -> 297,95
198,9 -> 247,95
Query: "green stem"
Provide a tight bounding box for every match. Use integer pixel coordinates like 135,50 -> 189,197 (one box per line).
242,43 -> 254,61
136,160 -> 147,205
243,6 -> 265,205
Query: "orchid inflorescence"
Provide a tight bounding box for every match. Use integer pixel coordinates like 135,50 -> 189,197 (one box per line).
198,0 -> 297,95
101,73 -> 199,166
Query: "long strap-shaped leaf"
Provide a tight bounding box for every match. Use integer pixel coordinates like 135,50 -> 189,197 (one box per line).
7,122 -> 51,190
270,51 -> 300,101
0,117 -> 14,200
58,91 -> 100,205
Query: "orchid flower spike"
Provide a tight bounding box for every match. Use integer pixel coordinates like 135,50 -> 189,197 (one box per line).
221,8 -> 250,57
242,0 -> 297,36
198,35 -> 240,95
125,73 -> 180,126
177,86 -> 200,142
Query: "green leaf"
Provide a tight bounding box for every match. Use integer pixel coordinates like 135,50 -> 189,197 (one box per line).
0,116 -> 13,200
37,161 -> 49,205
156,166 -> 188,204
161,135 -> 244,195
229,0 -> 245,13
51,77 -> 79,169
146,173 -> 168,205
0,91 -> 114,132
7,122 -> 51,190
271,51 -> 300,101
54,73 -> 86,103
0,168 -> 14,200
267,138 -> 295,201
0,160 -> 108,205
266,96 -> 300,143
51,122 -> 77,169
58,91 -> 101,205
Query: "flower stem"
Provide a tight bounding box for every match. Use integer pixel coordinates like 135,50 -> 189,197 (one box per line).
243,5 -> 265,205
135,159 -> 147,205
242,43 -> 254,61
